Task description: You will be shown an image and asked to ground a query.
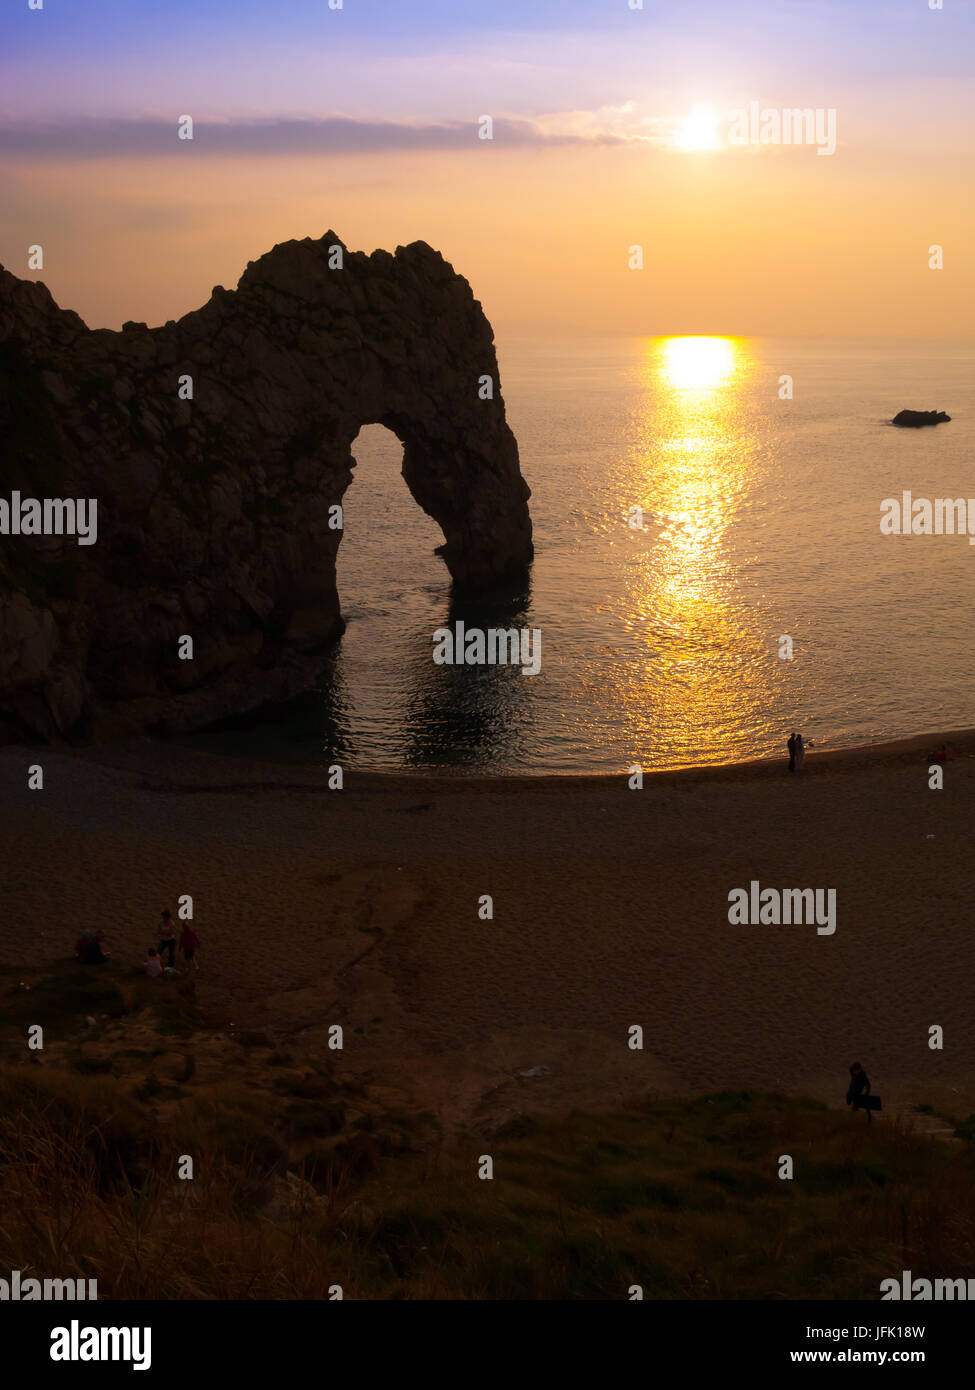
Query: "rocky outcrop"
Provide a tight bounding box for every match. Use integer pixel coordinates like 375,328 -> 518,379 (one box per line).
0,234 -> 533,741
891,409 -> 951,428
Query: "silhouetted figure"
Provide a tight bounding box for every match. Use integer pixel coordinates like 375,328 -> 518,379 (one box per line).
179,923 -> 200,971
158,909 -> 177,968
794,733 -> 806,772
76,929 -> 96,958
76,929 -> 110,964
846,1061 -> 879,1122
788,732 -> 797,773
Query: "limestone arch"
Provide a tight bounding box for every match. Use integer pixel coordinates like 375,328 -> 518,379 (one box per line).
0,234 -> 534,738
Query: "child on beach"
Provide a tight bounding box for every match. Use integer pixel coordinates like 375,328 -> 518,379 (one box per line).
143,948 -> 164,980
179,923 -> 200,971
158,910 -> 177,968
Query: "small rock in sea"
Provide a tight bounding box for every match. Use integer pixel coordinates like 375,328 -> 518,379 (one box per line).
891,409 -> 951,428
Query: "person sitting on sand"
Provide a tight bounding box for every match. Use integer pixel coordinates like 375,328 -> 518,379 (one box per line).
179,923 -> 200,971
846,1061 -> 873,1122
143,948 -> 164,980
158,910 -> 177,969
77,930 -> 110,964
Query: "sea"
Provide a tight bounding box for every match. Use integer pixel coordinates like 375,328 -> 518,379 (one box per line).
187,336 -> 975,774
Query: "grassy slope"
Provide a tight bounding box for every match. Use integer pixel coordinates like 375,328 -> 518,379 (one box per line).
1,961 -> 973,1299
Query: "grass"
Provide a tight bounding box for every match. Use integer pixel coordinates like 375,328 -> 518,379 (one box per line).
339,1098 -> 975,1299
2,968 -> 972,1299
0,1063 -> 973,1298
0,966 -> 126,1033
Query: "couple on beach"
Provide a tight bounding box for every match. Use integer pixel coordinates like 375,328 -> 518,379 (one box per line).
787,731 -> 808,773
144,909 -> 200,978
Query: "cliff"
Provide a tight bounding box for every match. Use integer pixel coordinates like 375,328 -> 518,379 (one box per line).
0,234 -> 533,740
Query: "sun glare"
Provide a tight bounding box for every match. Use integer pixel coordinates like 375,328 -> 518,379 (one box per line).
657,336 -> 738,390
675,106 -> 719,151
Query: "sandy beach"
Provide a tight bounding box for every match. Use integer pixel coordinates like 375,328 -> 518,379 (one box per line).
2,730 -> 973,1133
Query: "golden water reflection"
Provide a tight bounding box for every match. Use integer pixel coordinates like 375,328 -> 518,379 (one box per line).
621,336 -> 775,766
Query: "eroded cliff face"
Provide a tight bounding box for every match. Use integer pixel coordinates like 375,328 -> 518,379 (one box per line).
0,233 -> 533,740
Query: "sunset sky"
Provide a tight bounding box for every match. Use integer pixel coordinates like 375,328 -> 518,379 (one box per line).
1,0 -> 972,336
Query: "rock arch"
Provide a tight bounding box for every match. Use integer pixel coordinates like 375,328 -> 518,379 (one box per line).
0,233 -> 533,740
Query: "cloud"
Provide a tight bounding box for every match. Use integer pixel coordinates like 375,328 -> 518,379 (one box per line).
0,114 -> 626,159
534,102 -> 677,145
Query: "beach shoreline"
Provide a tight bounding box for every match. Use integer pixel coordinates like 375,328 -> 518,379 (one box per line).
2,725 -> 973,1134
80,721 -> 975,791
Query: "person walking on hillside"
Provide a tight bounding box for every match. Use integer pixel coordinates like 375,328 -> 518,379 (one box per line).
158,910 -> 178,969
846,1061 -> 875,1122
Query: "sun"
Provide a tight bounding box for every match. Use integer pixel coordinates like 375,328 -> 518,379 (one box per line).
658,337 -> 738,390
675,105 -> 720,152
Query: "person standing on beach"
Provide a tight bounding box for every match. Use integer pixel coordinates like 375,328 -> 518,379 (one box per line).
179,922 -> 200,971
788,732 -> 797,772
794,734 -> 806,772
846,1062 -> 873,1122
158,910 -> 177,969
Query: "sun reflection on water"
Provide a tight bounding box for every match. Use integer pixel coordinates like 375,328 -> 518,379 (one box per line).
619,336 -> 774,766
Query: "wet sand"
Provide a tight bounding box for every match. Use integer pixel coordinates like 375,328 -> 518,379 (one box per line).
1,729 -> 973,1131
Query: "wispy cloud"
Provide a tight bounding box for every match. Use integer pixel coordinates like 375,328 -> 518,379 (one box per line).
534,102 -> 677,145
0,114 -> 626,159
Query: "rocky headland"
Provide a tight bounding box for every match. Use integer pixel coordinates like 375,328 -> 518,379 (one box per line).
0,234 -> 533,741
